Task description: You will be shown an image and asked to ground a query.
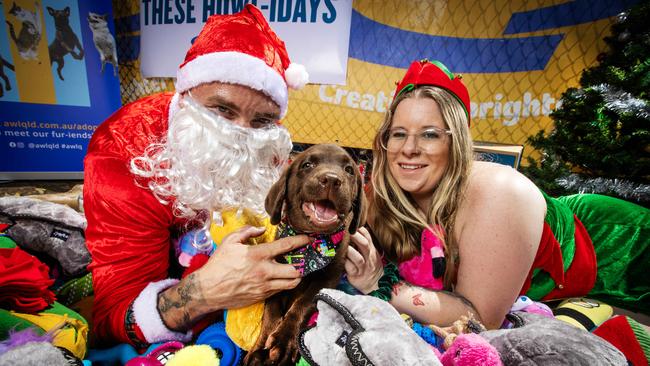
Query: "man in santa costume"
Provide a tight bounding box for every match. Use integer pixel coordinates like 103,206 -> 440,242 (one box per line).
83,4 -> 309,347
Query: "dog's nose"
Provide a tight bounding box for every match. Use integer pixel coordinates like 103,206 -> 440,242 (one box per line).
318,173 -> 341,189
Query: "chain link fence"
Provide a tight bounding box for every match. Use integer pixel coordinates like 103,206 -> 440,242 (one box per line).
111,0 -> 629,177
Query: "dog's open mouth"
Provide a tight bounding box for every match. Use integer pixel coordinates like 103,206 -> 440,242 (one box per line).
301,200 -> 340,229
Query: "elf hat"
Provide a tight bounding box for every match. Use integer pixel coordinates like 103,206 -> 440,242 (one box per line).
395,59 -> 471,124
175,4 -> 308,118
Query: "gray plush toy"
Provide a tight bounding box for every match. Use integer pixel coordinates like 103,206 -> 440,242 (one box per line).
0,342 -> 80,366
481,311 -> 626,365
0,196 -> 89,276
299,288 -> 441,366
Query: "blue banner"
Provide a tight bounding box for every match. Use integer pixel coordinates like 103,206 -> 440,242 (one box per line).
0,0 -> 121,178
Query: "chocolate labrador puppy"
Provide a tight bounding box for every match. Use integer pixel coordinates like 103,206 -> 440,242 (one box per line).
244,144 -> 366,365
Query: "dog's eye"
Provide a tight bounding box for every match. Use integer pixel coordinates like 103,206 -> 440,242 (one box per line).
301,161 -> 314,170
345,165 -> 355,175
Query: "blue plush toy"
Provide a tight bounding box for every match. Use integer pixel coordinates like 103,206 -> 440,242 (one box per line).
174,229 -> 215,267
196,322 -> 242,366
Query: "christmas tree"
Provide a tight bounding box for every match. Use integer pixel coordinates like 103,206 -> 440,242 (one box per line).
523,1 -> 650,205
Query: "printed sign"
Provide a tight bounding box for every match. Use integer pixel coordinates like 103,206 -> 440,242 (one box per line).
0,0 -> 121,179
139,0 -> 353,85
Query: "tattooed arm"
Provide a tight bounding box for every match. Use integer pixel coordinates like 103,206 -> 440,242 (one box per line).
157,273 -> 207,331
347,165 -> 545,330
388,282 -> 479,327
158,226 -> 309,331
346,228 -> 480,328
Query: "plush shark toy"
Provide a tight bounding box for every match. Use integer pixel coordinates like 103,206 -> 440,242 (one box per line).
299,288 -> 440,365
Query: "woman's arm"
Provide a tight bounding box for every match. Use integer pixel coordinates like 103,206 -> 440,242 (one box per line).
347,163 -> 545,329
452,163 -> 545,328
389,281 -> 479,325
346,231 -> 478,325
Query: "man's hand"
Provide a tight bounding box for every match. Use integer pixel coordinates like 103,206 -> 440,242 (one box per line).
157,225 -> 309,332
345,227 -> 384,294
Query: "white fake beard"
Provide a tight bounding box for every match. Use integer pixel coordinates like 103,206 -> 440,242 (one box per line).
130,95 -> 292,219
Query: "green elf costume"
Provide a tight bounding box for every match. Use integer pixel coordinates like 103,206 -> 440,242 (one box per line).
524,192 -> 650,314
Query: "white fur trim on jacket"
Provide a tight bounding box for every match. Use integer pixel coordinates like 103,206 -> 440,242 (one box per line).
175,51 -> 289,117
132,279 -> 193,343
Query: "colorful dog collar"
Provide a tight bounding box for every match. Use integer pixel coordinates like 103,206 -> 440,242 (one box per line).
276,220 -> 345,276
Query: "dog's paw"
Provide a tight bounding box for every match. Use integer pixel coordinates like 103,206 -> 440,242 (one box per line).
265,325 -> 301,365
242,349 -> 267,366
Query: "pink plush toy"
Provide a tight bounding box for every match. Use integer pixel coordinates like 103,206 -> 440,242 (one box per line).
174,229 -> 215,267
510,295 -> 554,318
398,227 -> 445,290
439,333 -> 503,366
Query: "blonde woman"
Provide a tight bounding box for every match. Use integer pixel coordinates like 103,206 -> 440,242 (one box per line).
344,60 -> 649,329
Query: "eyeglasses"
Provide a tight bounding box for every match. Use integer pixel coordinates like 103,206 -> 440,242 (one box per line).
381,126 -> 451,153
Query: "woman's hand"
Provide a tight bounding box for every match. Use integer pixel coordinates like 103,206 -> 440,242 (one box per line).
345,227 -> 384,294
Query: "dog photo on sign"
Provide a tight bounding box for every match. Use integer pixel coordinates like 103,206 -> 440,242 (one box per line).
6,1 -> 43,61
47,6 -> 84,81
87,12 -> 117,76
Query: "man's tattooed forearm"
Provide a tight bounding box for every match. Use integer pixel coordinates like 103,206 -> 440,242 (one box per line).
177,273 -> 204,304
157,273 -> 205,331
158,274 -> 201,311
157,292 -> 176,313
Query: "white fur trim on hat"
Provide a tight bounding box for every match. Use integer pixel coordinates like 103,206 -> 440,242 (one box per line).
176,51 -> 289,117
285,63 -> 309,90
132,279 -> 193,343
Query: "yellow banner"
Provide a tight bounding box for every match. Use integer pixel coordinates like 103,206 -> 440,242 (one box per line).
283,0 -> 622,162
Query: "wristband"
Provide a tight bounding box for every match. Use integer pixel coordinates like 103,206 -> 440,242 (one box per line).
125,303 -> 149,349
368,262 -> 401,301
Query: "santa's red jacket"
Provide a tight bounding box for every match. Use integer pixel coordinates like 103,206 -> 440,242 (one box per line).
84,92 -> 191,346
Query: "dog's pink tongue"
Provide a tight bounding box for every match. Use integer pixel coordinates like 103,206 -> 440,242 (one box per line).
314,201 -> 337,221
302,201 -> 338,225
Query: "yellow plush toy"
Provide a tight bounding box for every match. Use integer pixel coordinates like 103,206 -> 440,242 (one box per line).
166,344 -> 220,366
209,208 -> 277,351
554,298 -> 613,331
10,302 -> 89,359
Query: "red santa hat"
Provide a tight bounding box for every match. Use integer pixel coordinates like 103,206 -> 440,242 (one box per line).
395,59 -> 471,124
175,4 -> 308,117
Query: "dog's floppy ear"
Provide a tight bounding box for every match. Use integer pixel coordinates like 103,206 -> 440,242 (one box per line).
348,168 -> 367,234
265,161 -> 292,225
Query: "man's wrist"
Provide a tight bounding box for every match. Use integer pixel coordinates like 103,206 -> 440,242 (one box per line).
132,279 -> 193,343
156,272 -> 208,332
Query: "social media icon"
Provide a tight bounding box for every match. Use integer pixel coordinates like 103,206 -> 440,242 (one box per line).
17,142 -> 25,148
9,142 -> 16,148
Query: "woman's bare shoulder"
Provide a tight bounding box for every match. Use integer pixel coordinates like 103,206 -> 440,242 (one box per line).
467,161 -> 541,200
458,161 -> 546,230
